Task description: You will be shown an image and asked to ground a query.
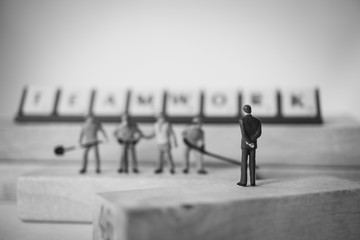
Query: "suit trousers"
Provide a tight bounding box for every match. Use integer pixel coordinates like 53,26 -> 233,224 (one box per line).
240,148 -> 256,186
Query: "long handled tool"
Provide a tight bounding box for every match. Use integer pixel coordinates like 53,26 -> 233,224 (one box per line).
183,139 -> 241,166
54,141 -> 103,156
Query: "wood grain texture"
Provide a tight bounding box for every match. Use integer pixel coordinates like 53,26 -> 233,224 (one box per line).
17,166 -> 238,222
93,177 -> 360,240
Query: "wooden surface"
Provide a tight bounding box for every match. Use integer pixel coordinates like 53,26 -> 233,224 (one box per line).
17,166 -> 238,222
3,117 -> 360,202
1,117 -> 360,167
0,202 -> 91,240
0,117 -> 359,239
93,176 -> 360,240
0,164 -> 40,201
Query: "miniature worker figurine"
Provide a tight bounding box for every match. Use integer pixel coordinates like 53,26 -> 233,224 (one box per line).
182,117 -> 207,174
237,105 -> 262,187
113,114 -> 144,173
79,114 -> 108,174
148,113 -> 178,174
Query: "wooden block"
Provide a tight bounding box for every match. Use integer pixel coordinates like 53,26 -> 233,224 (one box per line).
0,164 -> 40,201
165,89 -> 201,116
281,87 -> 318,117
241,87 -> 278,117
57,87 -> 93,116
22,86 -> 57,116
0,202 -> 92,240
16,86 -> 323,123
128,89 -> 164,116
258,165 -> 360,181
17,167 -> 237,222
203,88 -> 238,117
93,177 -> 360,240
93,88 -> 127,116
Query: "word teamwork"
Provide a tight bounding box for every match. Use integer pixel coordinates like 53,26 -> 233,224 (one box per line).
15,86 -> 322,124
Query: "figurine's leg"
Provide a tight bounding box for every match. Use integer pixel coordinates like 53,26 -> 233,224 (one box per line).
124,144 -> 129,173
125,144 -> 130,173
80,146 -> 90,174
183,147 -> 190,173
249,149 -> 256,186
238,149 -> 248,186
197,151 -> 207,174
94,145 -> 101,174
118,144 -> 127,173
130,145 -> 139,173
167,149 -> 175,174
155,147 -> 164,174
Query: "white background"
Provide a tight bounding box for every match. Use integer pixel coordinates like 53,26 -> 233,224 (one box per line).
0,0 -> 359,121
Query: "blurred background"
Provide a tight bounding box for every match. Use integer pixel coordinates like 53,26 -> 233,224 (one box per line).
0,0 -> 360,121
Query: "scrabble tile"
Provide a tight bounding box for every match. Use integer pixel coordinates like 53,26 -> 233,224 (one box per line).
93,88 -> 127,116
242,88 -> 278,117
281,88 -> 318,117
57,88 -> 92,116
203,89 -> 238,117
22,86 -> 57,115
165,89 -> 201,116
15,85 -> 323,124
128,89 -> 164,116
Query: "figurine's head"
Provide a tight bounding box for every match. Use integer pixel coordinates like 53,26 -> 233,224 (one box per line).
243,105 -> 252,114
192,116 -> 203,127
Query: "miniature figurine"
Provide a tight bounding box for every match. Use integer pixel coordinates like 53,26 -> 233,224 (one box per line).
79,114 -> 108,174
148,113 -> 177,174
113,114 -> 144,173
182,117 -> 207,174
237,105 -> 262,187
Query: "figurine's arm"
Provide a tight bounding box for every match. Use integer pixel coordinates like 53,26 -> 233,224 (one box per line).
182,128 -> 187,138
79,127 -> 85,145
239,119 -> 255,148
239,119 -> 251,143
250,123 -> 262,142
113,124 -> 124,138
98,124 -> 109,143
113,126 -> 125,144
142,129 -> 155,139
113,127 -> 119,138
170,124 -> 178,148
134,127 -> 145,141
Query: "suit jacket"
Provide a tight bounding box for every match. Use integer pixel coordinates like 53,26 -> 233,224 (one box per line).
239,114 -> 262,149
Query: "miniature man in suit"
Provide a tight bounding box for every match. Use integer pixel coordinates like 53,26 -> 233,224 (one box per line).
148,113 -> 178,174
237,105 -> 262,187
79,114 -> 108,174
182,116 -> 207,174
114,114 -> 144,173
